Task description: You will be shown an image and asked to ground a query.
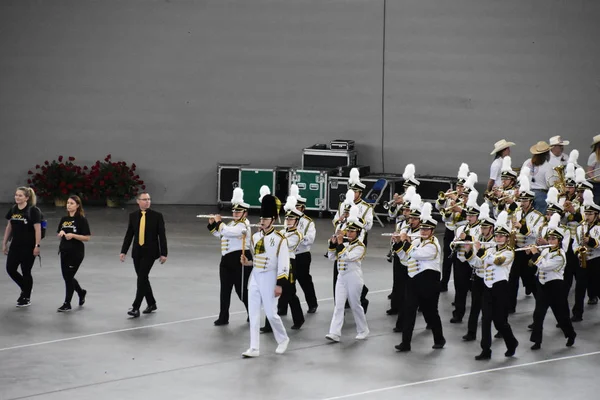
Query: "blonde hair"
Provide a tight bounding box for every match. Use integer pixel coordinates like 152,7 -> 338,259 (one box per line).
16,187 -> 37,207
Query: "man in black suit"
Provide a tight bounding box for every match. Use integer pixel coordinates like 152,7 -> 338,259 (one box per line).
120,192 -> 168,317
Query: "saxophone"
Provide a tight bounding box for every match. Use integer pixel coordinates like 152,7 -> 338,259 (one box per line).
579,222 -> 589,269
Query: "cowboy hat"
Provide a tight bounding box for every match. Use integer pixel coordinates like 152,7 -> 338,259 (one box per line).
490,139 -> 515,155
529,141 -> 550,155
549,135 -> 570,146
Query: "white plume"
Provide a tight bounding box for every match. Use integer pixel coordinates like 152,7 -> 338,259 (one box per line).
348,168 -> 361,185
520,176 -> 531,193
465,172 -> 478,191
583,189 -> 594,206
402,163 -> 416,180
501,156 -> 513,173
466,190 -> 479,208
343,189 -> 355,206
479,203 -> 491,221
520,166 -> 531,179
348,204 -> 360,225
565,163 -> 575,180
546,187 -> 559,205
258,185 -> 270,202
290,184 -> 300,199
410,193 -> 422,211
568,149 -> 579,166
421,202 -> 433,221
457,163 -> 470,180
231,187 -> 244,204
496,210 -> 508,229
558,197 -> 566,207
575,167 -> 586,184
283,196 -> 297,212
403,186 -> 416,203
548,213 -> 561,230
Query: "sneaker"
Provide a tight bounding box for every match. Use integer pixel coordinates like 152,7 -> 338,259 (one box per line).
57,303 -> 72,312
355,330 -> 369,340
275,338 -> 290,354
242,348 -> 260,358
17,298 -> 31,308
78,290 -> 87,306
325,333 -> 340,342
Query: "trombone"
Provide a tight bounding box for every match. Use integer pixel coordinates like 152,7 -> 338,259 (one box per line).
438,190 -> 458,201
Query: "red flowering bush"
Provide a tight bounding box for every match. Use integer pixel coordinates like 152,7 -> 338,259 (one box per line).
88,154 -> 144,203
27,156 -> 88,199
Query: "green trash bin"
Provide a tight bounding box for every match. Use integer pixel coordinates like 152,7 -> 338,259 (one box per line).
239,168 -> 276,208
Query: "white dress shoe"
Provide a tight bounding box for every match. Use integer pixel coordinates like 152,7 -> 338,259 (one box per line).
242,348 -> 260,358
275,338 -> 290,354
355,330 -> 370,340
325,333 -> 341,342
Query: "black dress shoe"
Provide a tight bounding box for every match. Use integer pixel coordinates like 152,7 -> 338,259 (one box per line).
566,333 -> 576,347
260,326 -> 273,333
127,308 -> 140,318
450,317 -> 462,324
395,342 -> 411,352
143,304 -> 157,314
78,289 -> 87,306
214,319 -> 229,326
571,315 -> 583,322
527,323 -> 534,330
462,332 -> 476,341
386,308 -> 398,315
307,306 -> 318,314
494,331 -> 503,338
587,297 -> 598,305
475,351 -> 492,360
505,340 -> 518,357
530,343 -> 541,350
291,321 -> 304,330
393,326 -> 403,333
432,339 -> 446,349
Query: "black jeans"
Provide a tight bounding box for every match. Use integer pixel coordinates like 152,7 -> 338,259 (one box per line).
402,270 -> 445,346
480,280 -> 517,353
218,250 -> 252,322
452,259 -> 472,320
132,256 -> 157,310
6,247 -> 35,298
60,251 -> 84,303
530,279 -> 575,345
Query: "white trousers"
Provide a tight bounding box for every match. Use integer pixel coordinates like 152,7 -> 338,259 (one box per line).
248,269 -> 289,350
328,269 -> 368,336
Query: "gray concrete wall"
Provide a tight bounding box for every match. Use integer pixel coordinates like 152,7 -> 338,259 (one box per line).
0,0 -> 597,204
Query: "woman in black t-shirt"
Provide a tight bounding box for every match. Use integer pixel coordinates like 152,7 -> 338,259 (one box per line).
2,187 -> 42,307
56,195 -> 91,312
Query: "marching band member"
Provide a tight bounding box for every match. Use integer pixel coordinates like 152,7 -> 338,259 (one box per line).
508,172 -> 544,313
450,190 -> 481,324
536,188 -> 570,254
279,185 -> 318,314
332,168 -> 373,312
387,168 -> 420,263
563,163 -> 583,295
325,205 -> 369,342
436,164 -> 469,292
387,186 -> 416,316
529,214 -> 577,350
262,196 -> 305,332
463,211 -> 518,360
208,188 -> 252,326
571,189 -> 600,321
462,203 -> 496,341
394,202 -> 446,352
493,156 -> 519,217
240,194 -> 290,358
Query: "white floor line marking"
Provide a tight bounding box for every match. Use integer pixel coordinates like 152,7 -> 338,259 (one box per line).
321,350 -> 600,400
0,289 -> 392,352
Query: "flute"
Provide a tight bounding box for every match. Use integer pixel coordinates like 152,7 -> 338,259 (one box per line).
196,214 -> 237,219
515,244 -> 553,252
451,241 -> 497,245
381,232 -> 421,237
248,224 -> 286,228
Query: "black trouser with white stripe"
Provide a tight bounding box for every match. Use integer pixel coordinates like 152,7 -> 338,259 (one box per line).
530,279 -> 575,345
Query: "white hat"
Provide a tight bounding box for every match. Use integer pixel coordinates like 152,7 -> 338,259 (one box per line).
549,135 -> 570,146
348,168 -> 366,191
490,139 -> 515,155
231,188 -> 250,210
289,184 -> 306,205
258,185 -> 271,202
592,134 -> 600,149
583,189 -> 600,213
402,164 -> 420,187
419,202 -> 437,229
346,205 -> 365,230
284,196 -> 303,218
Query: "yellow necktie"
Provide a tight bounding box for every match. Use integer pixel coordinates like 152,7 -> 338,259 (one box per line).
139,211 -> 146,246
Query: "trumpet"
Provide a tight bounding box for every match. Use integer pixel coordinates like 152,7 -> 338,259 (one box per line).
196,214 -> 237,219
437,190 -> 458,201
440,201 -> 464,214
515,244 -> 553,252
383,200 -> 397,210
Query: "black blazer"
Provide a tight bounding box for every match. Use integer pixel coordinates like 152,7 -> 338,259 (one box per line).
121,208 -> 168,260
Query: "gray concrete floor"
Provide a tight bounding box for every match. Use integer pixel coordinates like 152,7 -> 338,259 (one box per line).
0,205 -> 598,400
